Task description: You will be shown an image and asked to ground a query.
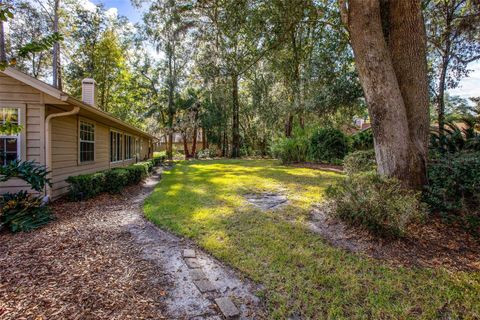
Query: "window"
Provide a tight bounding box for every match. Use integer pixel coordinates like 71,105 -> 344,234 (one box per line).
110,131 -> 123,162
124,134 -> 133,160
79,121 -> 95,163
0,108 -> 20,166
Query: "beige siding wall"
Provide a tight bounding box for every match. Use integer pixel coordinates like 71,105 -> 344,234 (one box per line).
49,113 -> 151,198
0,74 -> 45,194
0,73 -> 153,199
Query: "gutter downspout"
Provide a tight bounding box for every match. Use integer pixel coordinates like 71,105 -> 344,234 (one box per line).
44,106 -> 80,200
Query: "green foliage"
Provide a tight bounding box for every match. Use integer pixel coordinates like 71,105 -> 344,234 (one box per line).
0,191 -> 53,233
0,160 -> 51,192
104,168 -> 130,194
0,121 -> 23,135
349,129 -> 374,151
309,127 -> 348,163
326,172 -> 426,238
424,152 -> 480,231
270,133 -> 310,164
18,32 -> 64,58
67,160 -> 157,200
66,172 -> 106,201
430,118 -> 480,154
343,150 -> 376,175
0,3 -> 14,22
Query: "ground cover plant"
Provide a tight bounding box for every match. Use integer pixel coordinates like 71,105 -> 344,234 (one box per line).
144,159 -> 480,319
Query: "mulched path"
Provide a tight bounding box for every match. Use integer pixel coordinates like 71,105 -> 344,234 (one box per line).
310,204 -> 480,272
0,183 -> 168,319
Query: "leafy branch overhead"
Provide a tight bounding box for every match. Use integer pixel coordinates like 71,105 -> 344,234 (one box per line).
18,32 -> 64,58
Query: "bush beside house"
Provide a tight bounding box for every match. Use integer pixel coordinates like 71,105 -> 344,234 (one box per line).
0,160 -> 54,232
67,159 -> 160,201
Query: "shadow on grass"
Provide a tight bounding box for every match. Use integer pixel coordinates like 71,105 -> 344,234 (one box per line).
144,159 -> 480,319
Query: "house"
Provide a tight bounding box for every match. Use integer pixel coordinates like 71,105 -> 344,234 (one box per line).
0,68 -> 155,199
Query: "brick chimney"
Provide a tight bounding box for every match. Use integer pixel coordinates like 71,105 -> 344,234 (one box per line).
82,78 -> 97,107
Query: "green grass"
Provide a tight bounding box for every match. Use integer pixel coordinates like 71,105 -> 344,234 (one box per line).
144,159 -> 480,319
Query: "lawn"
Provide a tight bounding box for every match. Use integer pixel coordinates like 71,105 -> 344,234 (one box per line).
144,159 -> 480,319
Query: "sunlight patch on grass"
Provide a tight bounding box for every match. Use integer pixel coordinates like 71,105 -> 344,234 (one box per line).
144,159 -> 480,319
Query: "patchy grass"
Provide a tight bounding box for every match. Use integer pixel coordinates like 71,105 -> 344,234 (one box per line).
144,159 -> 480,319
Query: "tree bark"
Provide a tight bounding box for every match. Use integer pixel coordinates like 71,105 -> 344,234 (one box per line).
383,0 -> 430,186
202,128 -> 207,149
285,114 -> 294,137
52,0 -> 62,89
167,131 -> 173,160
342,0 -> 428,188
191,106 -> 199,157
0,0 -> 6,63
182,132 -> 189,159
231,73 -> 240,158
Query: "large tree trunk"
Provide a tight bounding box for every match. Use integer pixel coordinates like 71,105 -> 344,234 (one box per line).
191,105 -> 199,157
167,131 -> 173,160
0,0 -> 6,63
182,132 -> 190,159
437,59 -> 448,137
384,0 -> 430,186
202,128 -> 207,149
52,0 -> 62,89
341,0 -> 429,188
231,74 -> 240,158
285,114 -> 294,137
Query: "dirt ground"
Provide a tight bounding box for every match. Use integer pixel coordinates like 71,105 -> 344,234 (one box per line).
0,168 -> 263,320
0,184 -> 168,319
310,204 -> 480,272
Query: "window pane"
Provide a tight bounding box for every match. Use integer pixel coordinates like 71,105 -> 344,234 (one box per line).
6,138 -> 17,152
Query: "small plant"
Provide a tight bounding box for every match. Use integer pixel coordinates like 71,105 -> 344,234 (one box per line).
343,149 -> 376,175
0,191 -> 53,232
0,161 -> 53,233
0,160 -> 51,192
326,172 -> 426,237
310,127 -> 348,163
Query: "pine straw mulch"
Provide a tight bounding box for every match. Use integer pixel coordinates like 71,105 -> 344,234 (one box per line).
310,205 -> 480,272
0,184 -> 168,320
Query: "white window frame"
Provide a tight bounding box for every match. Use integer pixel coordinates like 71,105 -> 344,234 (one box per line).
124,134 -> 134,160
0,107 -> 22,166
78,119 -> 95,164
110,129 -> 123,163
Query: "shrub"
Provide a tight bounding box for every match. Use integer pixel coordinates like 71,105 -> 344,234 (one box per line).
310,127 -> 348,163
270,133 -> 310,164
104,168 -> 130,194
326,172 -> 426,237
349,129 -> 374,151
343,150 -> 376,175
0,191 -> 53,232
424,152 -> 480,228
67,172 -> 106,201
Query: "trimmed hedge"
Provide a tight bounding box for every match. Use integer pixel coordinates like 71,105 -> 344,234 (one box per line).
67,159 -> 158,201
